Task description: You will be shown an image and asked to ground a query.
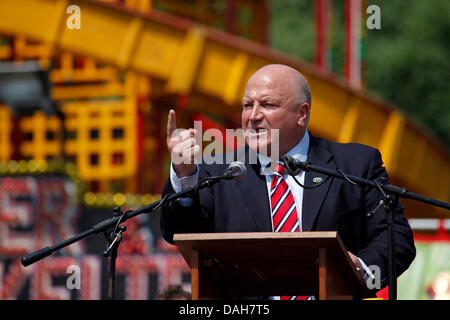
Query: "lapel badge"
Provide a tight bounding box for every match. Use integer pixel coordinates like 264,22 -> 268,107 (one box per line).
313,177 -> 323,184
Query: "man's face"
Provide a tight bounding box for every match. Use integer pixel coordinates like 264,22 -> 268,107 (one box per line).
241,68 -> 307,157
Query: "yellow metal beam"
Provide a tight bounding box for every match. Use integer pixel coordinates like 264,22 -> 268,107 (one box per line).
338,99 -> 360,143
116,17 -> 143,69
0,105 -> 12,162
165,26 -> 206,94
222,52 -> 249,105
0,0 -> 68,44
379,110 -> 405,173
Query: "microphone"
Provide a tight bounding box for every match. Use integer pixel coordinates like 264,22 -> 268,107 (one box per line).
223,161 -> 247,180
279,155 -> 310,176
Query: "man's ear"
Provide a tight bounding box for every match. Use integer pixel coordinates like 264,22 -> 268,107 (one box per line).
297,102 -> 310,126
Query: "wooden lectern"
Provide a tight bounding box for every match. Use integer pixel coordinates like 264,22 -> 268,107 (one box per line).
174,232 -> 368,300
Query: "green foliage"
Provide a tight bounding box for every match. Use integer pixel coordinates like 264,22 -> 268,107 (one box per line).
269,0 -> 450,146
269,0 -> 315,62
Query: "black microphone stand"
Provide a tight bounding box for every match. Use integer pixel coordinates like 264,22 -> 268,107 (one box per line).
21,173 -> 231,300
280,156 -> 450,301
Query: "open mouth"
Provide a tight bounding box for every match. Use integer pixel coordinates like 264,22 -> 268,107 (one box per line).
247,128 -> 269,135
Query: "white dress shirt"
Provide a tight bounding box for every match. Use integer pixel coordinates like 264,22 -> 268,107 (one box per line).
258,130 -> 310,232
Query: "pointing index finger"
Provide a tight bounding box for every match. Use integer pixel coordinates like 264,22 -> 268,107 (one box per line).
167,109 -> 177,137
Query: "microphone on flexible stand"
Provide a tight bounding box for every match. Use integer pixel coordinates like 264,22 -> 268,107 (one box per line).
223,161 -> 247,180
279,155 -> 310,176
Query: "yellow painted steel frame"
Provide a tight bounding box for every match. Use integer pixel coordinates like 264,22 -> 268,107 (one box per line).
0,0 -> 448,218
0,105 -> 12,162
63,97 -> 137,181
6,97 -> 138,184
20,111 -> 62,161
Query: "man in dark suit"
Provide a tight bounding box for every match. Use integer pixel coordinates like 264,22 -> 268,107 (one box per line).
160,64 -> 416,293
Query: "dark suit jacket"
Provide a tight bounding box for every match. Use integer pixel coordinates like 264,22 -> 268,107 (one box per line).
160,134 -> 416,290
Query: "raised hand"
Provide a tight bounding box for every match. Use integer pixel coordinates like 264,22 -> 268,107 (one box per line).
166,109 -> 201,178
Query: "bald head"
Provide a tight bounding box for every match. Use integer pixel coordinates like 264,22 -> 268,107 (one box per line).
249,64 -> 311,108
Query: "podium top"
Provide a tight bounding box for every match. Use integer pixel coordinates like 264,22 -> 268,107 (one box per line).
174,232 -> 367,297
175,231 -> 341,241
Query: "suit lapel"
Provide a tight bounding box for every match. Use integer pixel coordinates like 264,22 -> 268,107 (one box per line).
302,135 -> 335,231
232,138 -> 336,232
234,148 -> 272,232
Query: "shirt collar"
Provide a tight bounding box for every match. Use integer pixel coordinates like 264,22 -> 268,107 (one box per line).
257,130 -> 310,169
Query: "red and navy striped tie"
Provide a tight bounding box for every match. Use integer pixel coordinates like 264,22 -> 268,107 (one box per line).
271,164 -> 308,300
271,164 -> 300,232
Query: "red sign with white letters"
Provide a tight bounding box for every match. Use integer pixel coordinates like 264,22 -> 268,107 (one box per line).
0,175 -> 190,300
